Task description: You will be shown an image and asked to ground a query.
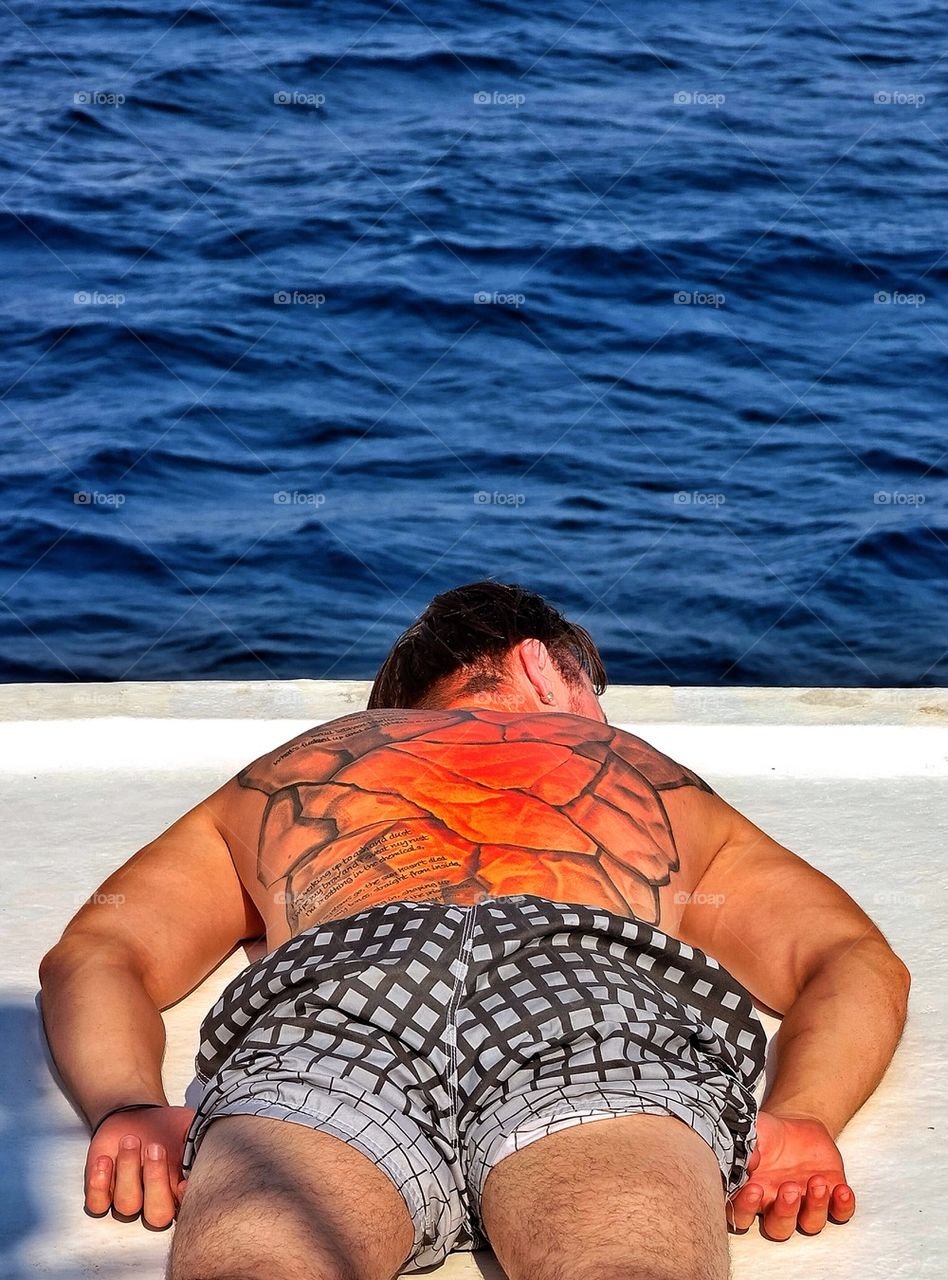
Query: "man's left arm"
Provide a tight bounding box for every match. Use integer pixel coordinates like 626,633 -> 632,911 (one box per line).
676,792 -> 910,1238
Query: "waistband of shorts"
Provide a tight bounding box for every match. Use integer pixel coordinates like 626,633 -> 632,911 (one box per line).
266,892 -> 702,965
312,892 -> 644,923
264,892 -> 755,1015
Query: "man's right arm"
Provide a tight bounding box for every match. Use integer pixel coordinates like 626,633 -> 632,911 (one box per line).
38,795 -> 265,1223
38,941 -> 170,1133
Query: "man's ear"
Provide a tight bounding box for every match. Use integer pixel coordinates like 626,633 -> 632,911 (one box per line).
515,638 -> 554,695
514,637 -> 541,678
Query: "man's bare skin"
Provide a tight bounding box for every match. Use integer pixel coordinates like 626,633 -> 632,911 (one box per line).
37,640 -> 911,1271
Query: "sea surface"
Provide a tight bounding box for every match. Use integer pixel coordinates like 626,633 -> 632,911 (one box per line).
1,0 -> 945,686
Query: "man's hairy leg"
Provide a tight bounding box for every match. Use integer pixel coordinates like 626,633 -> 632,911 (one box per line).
480,1113 -> 731,1280
165,1115 -> 416,1280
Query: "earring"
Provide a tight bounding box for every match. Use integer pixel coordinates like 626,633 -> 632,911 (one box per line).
543,691 -> 555,704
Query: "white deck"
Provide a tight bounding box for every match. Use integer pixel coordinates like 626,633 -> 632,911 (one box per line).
3,682 -> 945,1279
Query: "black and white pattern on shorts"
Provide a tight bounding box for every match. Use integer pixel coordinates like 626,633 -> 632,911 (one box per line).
182,893 -> 768,1272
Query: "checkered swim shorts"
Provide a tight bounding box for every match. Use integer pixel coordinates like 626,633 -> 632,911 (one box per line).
182,893 -> 767,1272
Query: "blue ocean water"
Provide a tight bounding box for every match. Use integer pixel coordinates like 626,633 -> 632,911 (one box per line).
0,1 -> 945,686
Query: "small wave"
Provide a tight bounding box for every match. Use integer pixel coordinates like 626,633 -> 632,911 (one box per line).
122,94 -> 192,118
0,516 -> 166,581
838,49 -> 918,66
65,107 -> 123,135
294,47 -> 523,78
852,525 -> 948,579
24,319 -> 273,372
81,441 -> 265,478
857,446 -> 948,479
73,3 -> 230,25
0,209 -> 118,252
137,64 -> 228,89
558,494 -> 612,513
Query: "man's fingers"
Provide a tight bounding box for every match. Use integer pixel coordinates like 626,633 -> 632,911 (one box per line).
142,1143 -> 177,1230
84,1140 -> 183,1226
727,1182 -> 763,1232
84,1155 -> 114,1216
829,1183 -> 856,1224
761,1182 -> 802,1241
112,1134 -> 145,1217
796,1177 -> 830,1234
730,1176 -> 855,1240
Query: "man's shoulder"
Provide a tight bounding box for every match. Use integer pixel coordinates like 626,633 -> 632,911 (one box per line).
525,714 -> 714,794
606,726 -> 714,793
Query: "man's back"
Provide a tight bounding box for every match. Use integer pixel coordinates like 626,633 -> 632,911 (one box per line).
212,707 -> 721,949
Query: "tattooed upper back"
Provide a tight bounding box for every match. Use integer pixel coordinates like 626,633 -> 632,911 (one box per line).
218,708 -> 714,940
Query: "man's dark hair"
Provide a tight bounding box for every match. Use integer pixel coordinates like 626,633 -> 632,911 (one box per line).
367,580 -> 607,710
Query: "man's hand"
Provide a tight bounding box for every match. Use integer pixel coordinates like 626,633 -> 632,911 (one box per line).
84,1106 -> 196,1229
727,1110 -> 856,1240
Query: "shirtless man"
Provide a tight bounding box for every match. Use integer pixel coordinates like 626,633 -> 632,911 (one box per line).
38,581 -> 910,1280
